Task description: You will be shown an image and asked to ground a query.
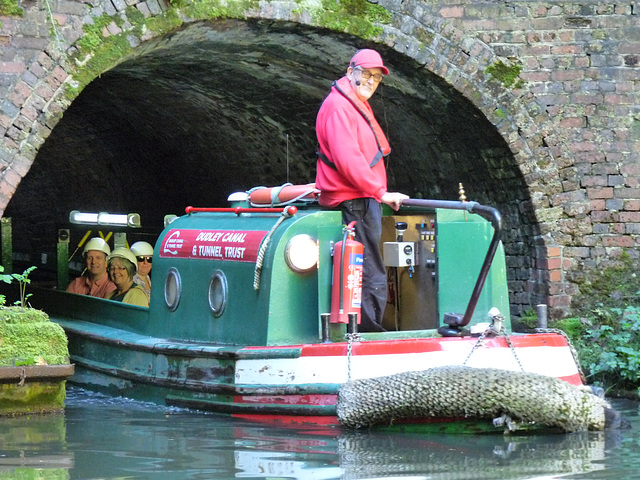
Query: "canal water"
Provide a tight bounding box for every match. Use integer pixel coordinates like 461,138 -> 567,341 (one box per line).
1,387 -> 639,480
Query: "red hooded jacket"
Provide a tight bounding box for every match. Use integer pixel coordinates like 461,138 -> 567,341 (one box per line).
315,76 -> 390,208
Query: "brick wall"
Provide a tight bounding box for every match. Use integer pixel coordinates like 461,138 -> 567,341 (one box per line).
1,0 -> 638,318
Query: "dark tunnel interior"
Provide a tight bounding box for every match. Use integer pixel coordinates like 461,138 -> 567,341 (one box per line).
4,19 -> 535,295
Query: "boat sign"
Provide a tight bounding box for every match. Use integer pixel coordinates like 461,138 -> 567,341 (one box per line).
160,229 -> 268,262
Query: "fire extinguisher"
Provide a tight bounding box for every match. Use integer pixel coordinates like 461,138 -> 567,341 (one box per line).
331,221 -> 364,324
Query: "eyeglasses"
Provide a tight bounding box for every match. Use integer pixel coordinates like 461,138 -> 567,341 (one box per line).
137,256 -> 153,263
356,68 -> 383,83
108,266 -> 127,272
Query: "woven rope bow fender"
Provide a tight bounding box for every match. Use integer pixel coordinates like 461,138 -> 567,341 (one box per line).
336,366 -> 625,432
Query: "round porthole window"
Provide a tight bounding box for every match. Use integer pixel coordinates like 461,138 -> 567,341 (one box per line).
164,267 -> 182,311
208,270 -> 228,317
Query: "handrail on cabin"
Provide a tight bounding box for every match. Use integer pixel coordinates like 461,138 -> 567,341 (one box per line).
185,206 -> 298,216
401,199 -> 503,329
184,199 -> 500,330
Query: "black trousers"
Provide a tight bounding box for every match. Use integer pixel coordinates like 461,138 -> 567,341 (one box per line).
340,198 -> 387,332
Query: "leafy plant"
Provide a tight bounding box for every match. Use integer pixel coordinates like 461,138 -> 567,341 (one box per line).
0,0 -> 23,16
0,266 -> 37,308
576,306 -> 640,392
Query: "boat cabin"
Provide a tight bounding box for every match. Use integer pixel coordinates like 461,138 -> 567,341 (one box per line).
42,186 -> 510,346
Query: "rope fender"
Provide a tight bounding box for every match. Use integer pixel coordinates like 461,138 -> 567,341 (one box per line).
337,366 -> 626,432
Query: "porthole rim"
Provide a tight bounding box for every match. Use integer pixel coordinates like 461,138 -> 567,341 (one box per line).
208,269 -> 228,317
164,267 -> 182,312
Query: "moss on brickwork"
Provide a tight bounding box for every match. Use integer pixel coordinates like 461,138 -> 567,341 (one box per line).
570,252 -> 640,315
65,0 -> 392,98
66,5 -> 183,98
183,0 -> 259,19
316,0 -> 388,37
485,60 -> 524,89
0,381 -> 67,416
145,8 -> 183,33
0,0 -> 23,16
0,307 -> 69,367
125,5 -> 148,34
65,13 -> 136,98
414,27 -> 435,46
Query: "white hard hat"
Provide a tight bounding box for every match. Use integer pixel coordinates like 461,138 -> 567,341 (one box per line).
130,241 -> 154,257
83,237 -> 111,256
108,247 -> 138,272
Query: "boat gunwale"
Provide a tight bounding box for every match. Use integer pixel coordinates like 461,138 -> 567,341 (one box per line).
56,316 -> 572,358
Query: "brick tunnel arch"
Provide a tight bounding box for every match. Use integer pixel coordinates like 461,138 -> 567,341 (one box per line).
1,2 -> 568,319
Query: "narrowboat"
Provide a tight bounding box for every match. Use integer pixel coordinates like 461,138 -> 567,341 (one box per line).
26,185 -> 595,432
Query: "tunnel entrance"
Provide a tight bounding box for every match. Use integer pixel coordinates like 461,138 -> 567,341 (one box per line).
4,19 -> 536,316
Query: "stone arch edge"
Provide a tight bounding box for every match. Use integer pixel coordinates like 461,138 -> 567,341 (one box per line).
0,0 -> 566,316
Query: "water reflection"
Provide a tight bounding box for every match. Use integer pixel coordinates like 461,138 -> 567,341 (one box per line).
0,413 -> 73,479
0,387 -> 638,480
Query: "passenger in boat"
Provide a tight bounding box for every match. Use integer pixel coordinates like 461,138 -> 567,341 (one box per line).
106,247 -> 150,307
66,237 -> 117,298
130,241 -> 153,297
315,48 -> 408,332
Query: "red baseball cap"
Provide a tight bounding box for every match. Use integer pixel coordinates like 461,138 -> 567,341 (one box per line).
349,49 -> 389,75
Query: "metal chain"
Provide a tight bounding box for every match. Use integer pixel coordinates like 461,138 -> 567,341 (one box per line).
534,327 -> 587,383
501,329 -> 525,372
463,329 -> 489,366
463,326 -> 524,372
345,333 -> 361,381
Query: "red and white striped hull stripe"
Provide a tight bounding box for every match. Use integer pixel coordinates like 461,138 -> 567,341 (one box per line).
236,334 -> 583,387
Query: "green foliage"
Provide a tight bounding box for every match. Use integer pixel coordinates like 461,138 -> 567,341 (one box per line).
65,0 -> 391,98
485,60 -> 524,89
76,14 -> 115,53
571,253 -> 640,315
125,5 -> 147,28
365,3 -> 392,24
553,317 -> 585,343
0,307 -> 70,367
0,266 -> 36,308
67,6 -> 187,98
67,16 -> 135,98
317,0 -> 387,37
0,0 -> 23,16
145,8 -> 184,33
181,0 -> 265,19
575,306 -> 640,392
565,255 -> 640,394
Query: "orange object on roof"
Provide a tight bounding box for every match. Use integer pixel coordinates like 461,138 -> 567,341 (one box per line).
248,183 -> 319,206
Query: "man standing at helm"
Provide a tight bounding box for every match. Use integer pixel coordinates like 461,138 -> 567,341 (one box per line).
316,48 -> 408,332
66,237 -> 116,298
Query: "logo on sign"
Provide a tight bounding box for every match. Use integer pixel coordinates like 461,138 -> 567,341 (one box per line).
163,230 -> 183,255
349,253 -> 363,265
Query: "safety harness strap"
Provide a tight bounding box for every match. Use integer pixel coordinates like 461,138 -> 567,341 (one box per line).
317,80 -> 389,171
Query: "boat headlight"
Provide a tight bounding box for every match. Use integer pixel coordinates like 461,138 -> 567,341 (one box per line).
285,235 -> 318,273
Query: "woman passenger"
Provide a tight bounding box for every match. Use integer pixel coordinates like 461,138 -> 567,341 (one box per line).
130,241 -> 153,297
106,248 -> 149,307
